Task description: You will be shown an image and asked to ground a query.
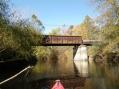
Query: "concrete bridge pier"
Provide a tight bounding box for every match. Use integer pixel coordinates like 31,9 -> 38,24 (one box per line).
73,45 -> 88,61
73,46 -> 78,59
73,45 -> 89,77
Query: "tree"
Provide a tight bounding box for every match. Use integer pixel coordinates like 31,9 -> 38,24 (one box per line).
49,28 -> 61,35
0,0 -> 43,61
32,14 -> 45,31
92,0 -> 119,61
0,0 -> 10,25
71,16 -> 98,39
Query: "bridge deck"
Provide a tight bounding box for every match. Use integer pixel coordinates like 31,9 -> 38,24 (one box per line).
42,35 -> 83,46
41,35 -> 98,46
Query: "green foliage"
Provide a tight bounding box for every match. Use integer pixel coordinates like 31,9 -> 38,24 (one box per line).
33,46 -> 50,58
92,0 -> 119,61
0,1 -> 43,61
68,16 -> 98,40
0,0 -> 9,24
49,28 -> 61,35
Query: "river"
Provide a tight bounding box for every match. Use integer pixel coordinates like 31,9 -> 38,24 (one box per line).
29,61 -> 119,89
1,59 -> 119,89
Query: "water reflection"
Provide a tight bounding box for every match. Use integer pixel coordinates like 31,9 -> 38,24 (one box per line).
83,62 -> 119,89
30,61 -> 119,89
1,61 -> 119,89
74,61 -> 89,77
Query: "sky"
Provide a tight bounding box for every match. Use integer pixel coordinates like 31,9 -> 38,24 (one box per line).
11,0 -> 98,34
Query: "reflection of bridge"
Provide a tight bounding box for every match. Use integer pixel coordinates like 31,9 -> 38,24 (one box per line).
42,35 -> 100,60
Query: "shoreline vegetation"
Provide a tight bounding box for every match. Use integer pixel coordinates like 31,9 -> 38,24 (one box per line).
0,0 -> 119,70
0,0 -> 119,89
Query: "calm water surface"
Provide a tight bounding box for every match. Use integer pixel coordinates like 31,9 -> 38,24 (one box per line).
1,60 -> 119,89
30,61 -> 119,89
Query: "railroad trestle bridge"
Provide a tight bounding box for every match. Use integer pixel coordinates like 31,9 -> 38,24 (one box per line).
41,35 -> 100,60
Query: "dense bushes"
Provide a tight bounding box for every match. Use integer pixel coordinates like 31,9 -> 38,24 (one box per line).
0,0 -> 43,61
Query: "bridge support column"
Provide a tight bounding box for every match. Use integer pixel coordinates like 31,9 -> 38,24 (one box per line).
73,45 -> 88,77
73,46 -> 78,58
74,45 -> 88,61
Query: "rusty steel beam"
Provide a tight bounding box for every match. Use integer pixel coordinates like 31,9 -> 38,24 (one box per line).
42,35 -> 83,46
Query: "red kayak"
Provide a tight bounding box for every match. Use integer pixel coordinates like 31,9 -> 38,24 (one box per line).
52,80 -> 64,89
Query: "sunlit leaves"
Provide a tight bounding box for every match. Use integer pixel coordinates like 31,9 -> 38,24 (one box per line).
0,1 -> 43,61
93,0 -> 119,60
